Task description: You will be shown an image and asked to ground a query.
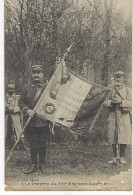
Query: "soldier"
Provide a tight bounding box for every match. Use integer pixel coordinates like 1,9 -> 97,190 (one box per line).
19,65 -> 50,174
104,71 -> 132,164
5,84 -> 26,149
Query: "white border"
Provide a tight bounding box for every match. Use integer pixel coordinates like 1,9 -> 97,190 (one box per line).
0,0 -> 5,193
0,0 -> 132,194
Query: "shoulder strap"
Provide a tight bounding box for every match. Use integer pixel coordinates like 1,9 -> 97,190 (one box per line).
33,85 -> 46,105
33,88 -> 42,103
114,87 -> 124,100
126,86 -> 129,99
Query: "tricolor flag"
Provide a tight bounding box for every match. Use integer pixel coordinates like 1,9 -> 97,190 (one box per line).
34,59 -> 109,136
5,46 -> 109,165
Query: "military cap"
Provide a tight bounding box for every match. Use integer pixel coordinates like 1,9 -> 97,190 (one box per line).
31,65 -> 43,71
115,71 -> 125,76
8,84 -> 15,91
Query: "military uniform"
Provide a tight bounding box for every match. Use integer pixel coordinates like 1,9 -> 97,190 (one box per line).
5,84 -> 22,146
105,86 -> 132,144
19,65 -> 50,172
104,71 -> 132,164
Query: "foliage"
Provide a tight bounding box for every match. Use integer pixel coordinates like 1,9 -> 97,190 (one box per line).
5,0 -> 131,89
5,0 -> 131,141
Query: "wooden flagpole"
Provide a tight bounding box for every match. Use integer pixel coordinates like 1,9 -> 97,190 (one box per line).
6,44 -> 74,165
5,116 -> 32,165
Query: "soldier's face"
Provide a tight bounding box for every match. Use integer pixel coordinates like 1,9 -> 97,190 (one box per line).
8,90 -> 14,96
115,75 -> 124,86
31,70 -> 44,82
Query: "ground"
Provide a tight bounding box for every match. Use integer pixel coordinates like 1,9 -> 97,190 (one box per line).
5,140 -> 132,191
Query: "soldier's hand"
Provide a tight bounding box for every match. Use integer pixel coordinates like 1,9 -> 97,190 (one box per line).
111,97 -> 121,104
103,100 -> 112,107
27,109 -> 35,117
7,106 -> 14,112
13,107 -> 20,113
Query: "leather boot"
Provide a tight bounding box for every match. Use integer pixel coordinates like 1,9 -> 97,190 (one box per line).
108,157 -> 117,164
119,157 -> 126,164
22,164 -> 38,174
39,164 -> 46,173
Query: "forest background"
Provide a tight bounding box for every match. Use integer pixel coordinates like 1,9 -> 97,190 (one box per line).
5,0 -> 132,142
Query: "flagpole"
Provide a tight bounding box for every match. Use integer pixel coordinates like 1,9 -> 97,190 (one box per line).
6,43 -> 74,165
6,95 -> 44,165
5,116 -> 32,165
63,42 -> 74,60
6,102 -> 43,165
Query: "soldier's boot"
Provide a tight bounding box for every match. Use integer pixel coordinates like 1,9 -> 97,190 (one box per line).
119,157 -> 126,164
39,164 -> 46,173
22,164 -> 38,174
108,157 -> 117,164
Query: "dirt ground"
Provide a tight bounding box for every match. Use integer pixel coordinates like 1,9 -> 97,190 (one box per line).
5,141 -> 132,191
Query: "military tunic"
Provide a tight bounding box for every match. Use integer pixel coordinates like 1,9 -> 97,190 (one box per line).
5,92 -> 22,140
19,81 -> 50,164
19,82 -> 49,127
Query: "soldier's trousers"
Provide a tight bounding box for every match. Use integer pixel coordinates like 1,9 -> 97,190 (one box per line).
27,126 -> 49,164
112,144 -> 127,157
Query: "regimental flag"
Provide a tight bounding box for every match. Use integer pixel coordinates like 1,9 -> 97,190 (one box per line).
70,70 -> 109,136
35,60 -> 109,135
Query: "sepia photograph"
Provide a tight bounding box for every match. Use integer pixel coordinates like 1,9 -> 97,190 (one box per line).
4,0 -> 132,191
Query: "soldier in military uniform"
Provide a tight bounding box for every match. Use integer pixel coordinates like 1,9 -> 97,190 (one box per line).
104,71 -> 132,164
5,84 -> 26,149
19,65 -> 50,174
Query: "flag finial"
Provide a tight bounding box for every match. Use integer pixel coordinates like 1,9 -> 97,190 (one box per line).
66,42 -> 74,53
63,42 -> 74,59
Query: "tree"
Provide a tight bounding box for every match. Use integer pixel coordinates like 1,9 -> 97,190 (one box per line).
5,0 -> 131,90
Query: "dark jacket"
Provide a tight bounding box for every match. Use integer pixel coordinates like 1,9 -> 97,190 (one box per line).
19,82 -> 49,127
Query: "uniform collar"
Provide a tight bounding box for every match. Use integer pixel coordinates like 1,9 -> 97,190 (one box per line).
31,82 -> 44,88
7,92 -> 15,98
115,84 -> 124,91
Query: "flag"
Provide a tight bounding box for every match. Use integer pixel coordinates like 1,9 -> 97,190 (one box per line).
35,59 -> 109,136
69,69 -> 109,136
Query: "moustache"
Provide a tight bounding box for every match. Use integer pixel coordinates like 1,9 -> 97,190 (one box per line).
116,81 -> 121,85
33,76 -> 40,79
